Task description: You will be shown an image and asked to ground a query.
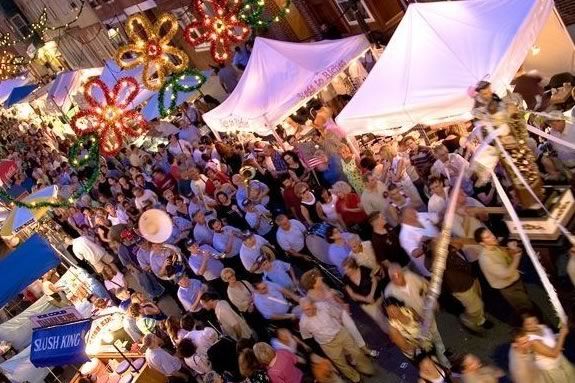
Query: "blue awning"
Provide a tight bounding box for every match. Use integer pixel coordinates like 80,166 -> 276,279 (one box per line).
30,319 -> 92,367
3,84 -> 38,108
0,234 -> 60,306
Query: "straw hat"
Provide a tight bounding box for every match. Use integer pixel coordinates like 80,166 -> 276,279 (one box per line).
138,209 -> 173,244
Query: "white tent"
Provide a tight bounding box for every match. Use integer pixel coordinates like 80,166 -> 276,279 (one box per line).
203,35 -> 370,135
336,0 -> 556,137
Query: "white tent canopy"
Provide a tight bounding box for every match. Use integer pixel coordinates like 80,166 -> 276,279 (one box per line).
336,0 -> 555,137
203,35 -> 370,135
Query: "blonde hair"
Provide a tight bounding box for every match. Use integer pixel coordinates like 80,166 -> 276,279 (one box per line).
331,181 -> 352,195
253,342 -> 276,366
379,143 -> 397,161
220,267 -> 235,282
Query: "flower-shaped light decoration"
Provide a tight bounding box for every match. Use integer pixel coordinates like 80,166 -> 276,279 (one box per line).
184,0 -> 250,64
115,12 -> 189,91
158,68 -> 207,118
70,77 -> 149,156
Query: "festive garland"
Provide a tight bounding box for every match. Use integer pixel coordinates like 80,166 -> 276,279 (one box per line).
0,134 -> 101,209
116,12 -> 189,91
239,0 -> 291,29
70,77 -> 149,156
158,68 -> 207,118
0,1 -> 87,47
0,53 -> 27,81
184,0 -> 250,64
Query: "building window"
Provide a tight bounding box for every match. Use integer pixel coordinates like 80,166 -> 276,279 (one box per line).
9,14 -> 31,39
171,7 -> 210,52
334,0 -> 375,26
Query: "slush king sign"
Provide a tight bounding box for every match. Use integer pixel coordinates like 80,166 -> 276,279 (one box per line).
30,319 -> 92,368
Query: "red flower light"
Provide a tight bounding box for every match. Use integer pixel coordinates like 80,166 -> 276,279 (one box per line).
184,0 -> 250,64
70,77 -> 149,156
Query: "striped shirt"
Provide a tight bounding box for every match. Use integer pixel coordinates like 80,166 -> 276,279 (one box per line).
408,146 -> 435,180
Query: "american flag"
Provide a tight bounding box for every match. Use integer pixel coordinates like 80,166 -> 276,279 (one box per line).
307,156 -> 324,169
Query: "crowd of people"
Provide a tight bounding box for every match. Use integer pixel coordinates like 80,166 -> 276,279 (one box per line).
2,77 -> 575,383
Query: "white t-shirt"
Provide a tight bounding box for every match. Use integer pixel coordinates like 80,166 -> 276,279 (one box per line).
145,347 -> 182,376
135,189 -> 158,210
188,245 -> 224,281
240,235 -> 269,272
276,220 -> 306,253
299,302 -> 342,345
177,279 -> 206,312
263,260 -> 293,289
384,271 -> 428,315
399,212 -> 439,277
212,226 -> 243,257
245,205 -> 273,236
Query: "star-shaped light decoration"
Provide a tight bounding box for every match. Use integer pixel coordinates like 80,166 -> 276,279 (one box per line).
70,77 -> 149,156
184,0 -> 250,64
115,12 -> 189,91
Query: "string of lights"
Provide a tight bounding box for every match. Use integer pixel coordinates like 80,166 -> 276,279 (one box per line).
239,0 -> 291,29
0,0 -> 87,48
0,134 -> 101,209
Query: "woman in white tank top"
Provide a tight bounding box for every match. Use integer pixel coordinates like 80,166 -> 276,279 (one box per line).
523,313 -> 575,383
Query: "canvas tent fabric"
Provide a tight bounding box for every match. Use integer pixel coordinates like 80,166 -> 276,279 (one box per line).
203,35 -> 370,135
0,346 -> 50,383
0,296 -> 55,351
336,0 -> 554,137
48,67 -> 103,112
0,234 -> 60,307
3,84 -> 38,108
0,78 -> 28,105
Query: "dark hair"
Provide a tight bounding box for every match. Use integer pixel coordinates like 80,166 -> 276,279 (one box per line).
279,173 -> 292,184
359,156 -> 377,170
180,313 -> 196,331
383,296 -> 406,308
325,226 -> 338,244
367,211 -> 381,225
239,349 -> 262,378
200,292 -> 219,302
475,80 -> 491,92
208,218 -> 220,230
520,310 -> 540,323
427,176 -> 444,188
176,338 -> 197,358
473,227 -> 489,244
282,150 -> 301,164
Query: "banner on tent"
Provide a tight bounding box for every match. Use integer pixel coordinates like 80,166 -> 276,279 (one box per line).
296,60 -> 347,99
221,116 -> 251,131
30,319 -> 92,368
30,307 -> 83,329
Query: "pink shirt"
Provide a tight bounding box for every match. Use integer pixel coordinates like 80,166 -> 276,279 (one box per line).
267,350 -> 303,383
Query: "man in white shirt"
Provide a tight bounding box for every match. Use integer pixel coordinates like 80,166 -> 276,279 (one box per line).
360,172 -> 388,215
143,334 -> 186,378
253,281 -> 300,321
299,299 -> 374,383
384,264 -> 428,315
186,241 -> 224,282
105,203 -> 129,225
275,215 -> 307,257
240,233 -> 270,273
399,207 -> 439,277
193,211 -> 214,246
200,292 -> 253,341
427,177 -> 450,217
431,144 -> 469,186
210,219 -> 243,258
547,111 -> 575,167
69,236 -> 118,274
177,276 -> 207,313
177,338 -> 212,376
134,187 -> 159,210
243,200 -> 273,237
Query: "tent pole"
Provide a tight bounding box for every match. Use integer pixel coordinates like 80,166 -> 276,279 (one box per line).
48,368 -> 64,383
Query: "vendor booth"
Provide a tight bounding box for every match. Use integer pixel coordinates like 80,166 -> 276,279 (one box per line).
203,35 -> 371,136
336,0 -> 568,136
